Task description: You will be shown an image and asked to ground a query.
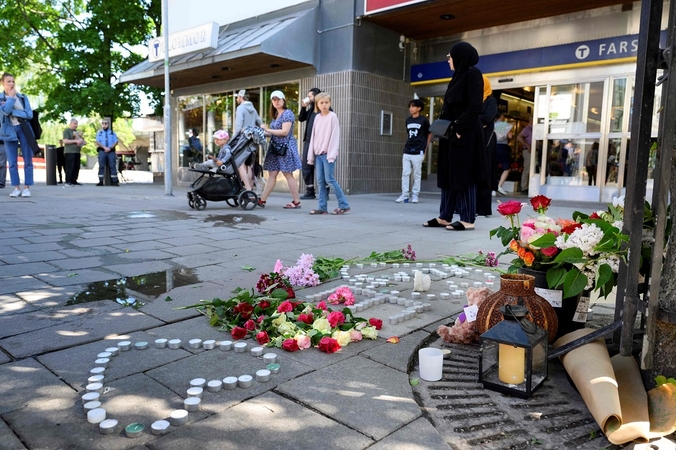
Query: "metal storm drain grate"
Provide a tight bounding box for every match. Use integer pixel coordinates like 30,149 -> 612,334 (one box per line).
412,338 -> 621,450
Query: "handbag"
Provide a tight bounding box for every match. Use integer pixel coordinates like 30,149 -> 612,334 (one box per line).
19,120 -> 42,155
268,136 -> 288,157
430,119 -> 454,138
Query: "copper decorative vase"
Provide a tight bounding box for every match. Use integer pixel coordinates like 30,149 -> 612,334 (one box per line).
477,273 -> 559,343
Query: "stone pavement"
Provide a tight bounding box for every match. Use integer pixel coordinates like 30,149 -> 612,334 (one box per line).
0,180 -> 641,449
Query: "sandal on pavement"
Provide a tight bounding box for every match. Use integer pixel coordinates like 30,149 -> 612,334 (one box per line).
332,208 -> 350,215
422,218 -> 447,228
283,200 -> 301,209
446,221 -> 475,231
257,198 -> 266,208
309,209 -> 328,215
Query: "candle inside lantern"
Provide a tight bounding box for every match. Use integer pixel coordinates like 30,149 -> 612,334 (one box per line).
498,343 -> 525,384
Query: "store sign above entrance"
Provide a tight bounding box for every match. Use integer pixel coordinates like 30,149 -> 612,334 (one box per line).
364,0 -> 428,15
411,31 -> 667,84
148,22 -> 219,62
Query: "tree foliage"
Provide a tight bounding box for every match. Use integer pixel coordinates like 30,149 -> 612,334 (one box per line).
0,0 -> 162,121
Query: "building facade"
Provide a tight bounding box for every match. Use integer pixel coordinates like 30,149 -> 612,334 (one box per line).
121,0 -> 668,202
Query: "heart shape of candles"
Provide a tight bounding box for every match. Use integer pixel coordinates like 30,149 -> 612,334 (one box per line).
82,338 -> 280,439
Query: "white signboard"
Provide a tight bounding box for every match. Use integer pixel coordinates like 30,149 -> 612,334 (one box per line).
148,22 -> 219,62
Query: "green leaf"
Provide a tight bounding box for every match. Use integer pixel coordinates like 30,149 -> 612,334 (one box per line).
546,267 -> 566,289
410,378 -> 420,386
563,268 -> 587,298
209,314 -> 220,327
596,264 -> 613,290
240,265 -> 256,272
530,233 -> 557,248
553,247 -> 585,264
655,375 -> 667,386
67,273 -> 79,277
164,296 -> 173,302
270,288 -> 289,300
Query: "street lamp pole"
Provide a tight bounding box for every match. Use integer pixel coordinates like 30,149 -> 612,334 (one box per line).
162,0 -> 173,196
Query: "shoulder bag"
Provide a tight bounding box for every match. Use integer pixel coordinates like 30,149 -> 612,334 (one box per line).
430,119 -> 454,138
268,134 -> 289,157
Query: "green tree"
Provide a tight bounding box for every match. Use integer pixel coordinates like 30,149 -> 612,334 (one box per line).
0,0 -> 162,120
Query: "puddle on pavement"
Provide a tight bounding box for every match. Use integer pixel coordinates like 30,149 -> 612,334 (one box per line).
203,214 -> 265,227
66,268 -> 201,307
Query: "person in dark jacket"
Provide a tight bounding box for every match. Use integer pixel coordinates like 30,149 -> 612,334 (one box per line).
422,42 -> 485,231
476,75 -> 497,217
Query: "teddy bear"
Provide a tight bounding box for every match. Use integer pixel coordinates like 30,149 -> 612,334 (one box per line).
437,287 -> 492,344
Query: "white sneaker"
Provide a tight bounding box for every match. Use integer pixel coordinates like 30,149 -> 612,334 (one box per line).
9,188 -> 21,198
411,195 -> 419,203
395,195 -> 408,203
21,189 -> 31,198
497,187 -> 507,195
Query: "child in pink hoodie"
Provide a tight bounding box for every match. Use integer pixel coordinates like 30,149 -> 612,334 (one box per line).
307,93 -> 350,215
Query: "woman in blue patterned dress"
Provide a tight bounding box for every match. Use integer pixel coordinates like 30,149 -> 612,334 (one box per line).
258,90 -> 303,209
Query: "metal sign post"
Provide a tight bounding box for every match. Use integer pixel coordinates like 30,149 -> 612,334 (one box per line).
162,0 -> 173,196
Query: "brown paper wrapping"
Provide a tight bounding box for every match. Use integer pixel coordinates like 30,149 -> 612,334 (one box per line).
554,329 -> 676,445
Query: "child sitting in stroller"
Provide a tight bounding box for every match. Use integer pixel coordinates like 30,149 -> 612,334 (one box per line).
192,130 -> 231,172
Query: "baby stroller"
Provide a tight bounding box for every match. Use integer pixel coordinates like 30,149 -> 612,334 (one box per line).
187,127 -> 266,210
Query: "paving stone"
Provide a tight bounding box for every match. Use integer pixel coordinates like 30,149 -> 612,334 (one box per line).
0,305 -> 163,358
69,237 -> 125,247
4,373 -> 192,450
0,417 -> 27,450
362,330 -> 431,373
118,233 -> 170,243
0,358 -> 74,416
0,251 -> 68,264
9,242 -> 65,253
160,244 -> 215,257
0,262 -> 59,278
116,250 -> 177,260
0,352 -> 11,365
139,282 -> 225,323
368,417 -> 452,450
139,317 -> 230,354
105,262 -> 174,278
0,276 -> 51,296
59,248 -> 109,258
38,333 -> 193,391
16,286 -> 81,309
0,294 -> 38,316
277,356 -> 421,440
50,256 -> 105,271
146,346 -> 313,414
35,227 -> 85,236
109,241 -> 168,252
0,237 -> 30,248
150,391 -> 374,450
34,268 -> 119,287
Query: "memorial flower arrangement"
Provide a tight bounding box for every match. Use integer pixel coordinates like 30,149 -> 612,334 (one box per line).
491,195 -> 629,298
362,244 -> 417,262
180,277 -> 380,353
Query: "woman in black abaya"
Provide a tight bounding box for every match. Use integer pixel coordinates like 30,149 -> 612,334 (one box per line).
422,41 -> 485,231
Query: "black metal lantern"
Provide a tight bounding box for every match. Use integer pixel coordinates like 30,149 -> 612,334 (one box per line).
479,304 -> 548,399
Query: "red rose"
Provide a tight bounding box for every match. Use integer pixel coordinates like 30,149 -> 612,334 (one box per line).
496,200 -> 523,216
561,222 -> 583,235
231,326 -> 247,340
244,319 -> 256,331
298,313 -> 314,325
256,331 -> 269,345
318,337 -> 341,354
235,302 -> 254,320
258,300 -> 271,309
285,287 -> 296,300
541,246 -> 559,257
530,195 -> 552,213
277,300 -> 293,313
327,311 -> 345,328
282,338 -> 300,352
589,212 -> 601,220
369,318 -> 383,330
317,301 -> 327,311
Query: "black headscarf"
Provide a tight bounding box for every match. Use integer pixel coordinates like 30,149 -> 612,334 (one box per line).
448,42 -> 479,88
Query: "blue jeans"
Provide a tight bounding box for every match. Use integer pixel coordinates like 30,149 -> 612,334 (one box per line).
98,150 -> 118,181
4,124 -> 33,187
315,154 -> 349,211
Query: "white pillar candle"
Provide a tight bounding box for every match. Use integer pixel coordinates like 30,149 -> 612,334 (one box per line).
188,339 -> 202,349
426,294 -> 436,301
117,341 -> 131,351
206,379 -> 223,392
418,347 -> 443,381
186,387 -> 203,398
88,374 -> 104,384
256,369 -> 271,382
96,352 -> 112,359
263,353 -> 277,364
440,293 -> 450,300
411,292 -> 421,299
104,347 -> 119,356
83,401 -> 102,414
202,340 -> 216,350
190,378 -> 206,388
168,339 -> 182,349
183,397 -> 201,412
87,408 -> 106,424
94,358 -> 109,368
82,392 -> 100,403
222,376 -> 238,390
86,382 -> 104,394
233,342 -> 247,353
250,346 -> 264,357
134,341 -> 148,350
238,375 -> 253,388
219,340 -> 233,351
154,338 -> 168,349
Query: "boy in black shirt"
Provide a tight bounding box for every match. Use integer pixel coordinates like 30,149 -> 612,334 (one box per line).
396,99 -> 431,203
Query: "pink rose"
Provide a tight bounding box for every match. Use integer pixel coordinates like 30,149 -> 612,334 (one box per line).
327,311 -> 345,328
244,319 -> 256,331
541,246 -> 559,257
256,331 -> 269,345
277,300 -> 293,313
349,330 -> 363,342
497,200 -> 523,216
295,335 -> 311,349
317,301 -> 327,311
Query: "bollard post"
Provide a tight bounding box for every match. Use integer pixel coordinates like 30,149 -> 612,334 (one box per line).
45,145 -> 57,186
